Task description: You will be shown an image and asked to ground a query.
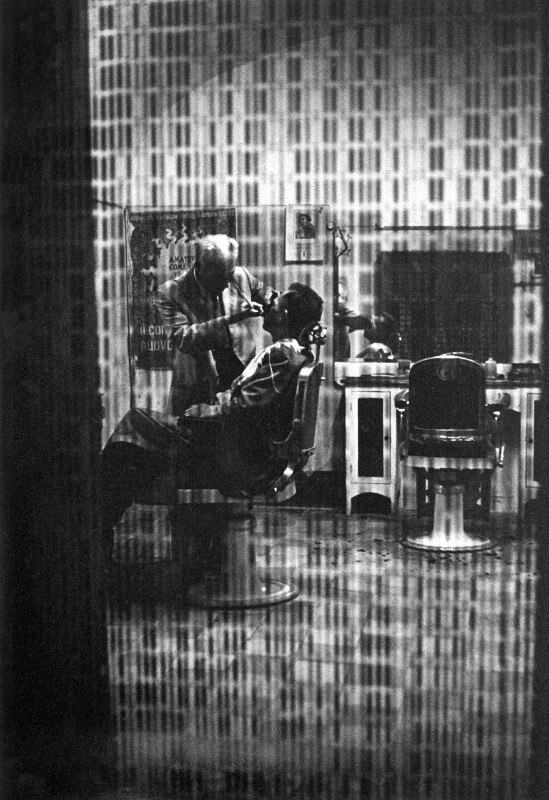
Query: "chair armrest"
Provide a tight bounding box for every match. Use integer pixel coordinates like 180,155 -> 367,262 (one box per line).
394,389 -> 409,411
267,465 -> 299,500
271,419 -> 302,461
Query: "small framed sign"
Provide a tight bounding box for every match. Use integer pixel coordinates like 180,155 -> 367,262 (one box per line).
285,205 -> 325,263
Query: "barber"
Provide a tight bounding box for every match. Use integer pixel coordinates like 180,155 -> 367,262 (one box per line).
154,234 -> 277,415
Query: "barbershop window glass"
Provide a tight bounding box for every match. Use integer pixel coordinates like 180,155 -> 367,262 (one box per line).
124,205 -> 331,414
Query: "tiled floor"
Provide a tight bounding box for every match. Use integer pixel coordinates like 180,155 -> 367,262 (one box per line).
96,502 -> 539,800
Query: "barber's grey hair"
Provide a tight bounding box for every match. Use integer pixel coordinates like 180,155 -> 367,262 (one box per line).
196,234 -> 238,270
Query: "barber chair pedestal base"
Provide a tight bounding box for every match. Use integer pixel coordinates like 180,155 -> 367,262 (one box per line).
184,505 -> 298,609
403,483 -> 494,552
188,575 -> 298,610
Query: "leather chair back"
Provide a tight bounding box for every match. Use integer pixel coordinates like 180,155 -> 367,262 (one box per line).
407,354 -> 488,456
266,358 -> 324,494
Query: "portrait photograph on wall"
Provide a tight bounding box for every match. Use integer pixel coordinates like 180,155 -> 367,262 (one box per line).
284,205 -> 325,263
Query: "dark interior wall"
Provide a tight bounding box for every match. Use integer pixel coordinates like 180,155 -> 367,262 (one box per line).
0,0 -> 108,758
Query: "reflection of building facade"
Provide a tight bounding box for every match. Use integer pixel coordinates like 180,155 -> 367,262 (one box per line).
107,511 -> 536,798
89,2 -> 542,456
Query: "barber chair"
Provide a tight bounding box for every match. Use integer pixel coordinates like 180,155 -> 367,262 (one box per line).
169,324 -> 326,608
395,354 -> 510,551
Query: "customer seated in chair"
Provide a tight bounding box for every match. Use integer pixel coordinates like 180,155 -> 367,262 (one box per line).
101,283 -> 324,553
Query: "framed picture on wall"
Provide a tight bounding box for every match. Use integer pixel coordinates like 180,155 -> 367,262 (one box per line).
285,205 -> 325,263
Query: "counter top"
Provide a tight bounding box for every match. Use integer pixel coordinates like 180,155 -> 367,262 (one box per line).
341,376 -> 542,389
335,360 -> 542,389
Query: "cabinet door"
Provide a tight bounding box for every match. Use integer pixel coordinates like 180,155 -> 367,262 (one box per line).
486,388 -> 520,514
347,391 -> 392,487
525,391 -> 542,488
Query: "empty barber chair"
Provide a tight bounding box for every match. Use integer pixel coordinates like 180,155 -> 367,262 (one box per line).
170,324 -> 326,608
395,354 -> 509,551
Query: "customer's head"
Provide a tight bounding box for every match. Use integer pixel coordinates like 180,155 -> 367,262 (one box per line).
195,234 -> 239,293
264,282 -> 323,343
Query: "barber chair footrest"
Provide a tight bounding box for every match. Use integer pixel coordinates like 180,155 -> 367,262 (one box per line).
186,576 -> 298,609
402,532 -> 493,552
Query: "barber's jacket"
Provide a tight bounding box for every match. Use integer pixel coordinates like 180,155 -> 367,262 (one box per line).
154,265 -> 276,415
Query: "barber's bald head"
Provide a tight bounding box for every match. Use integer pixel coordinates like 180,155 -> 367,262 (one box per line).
195,234 -> 239,293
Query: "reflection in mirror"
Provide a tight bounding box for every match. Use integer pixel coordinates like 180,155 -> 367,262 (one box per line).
333,230 -> 400,364
334,257 -> 377,362
333,227 -> 540,367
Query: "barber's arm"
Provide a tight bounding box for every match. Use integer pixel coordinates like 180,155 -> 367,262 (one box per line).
154,283 -> 235,353
242,266 -> 279,312
335,300 -> 375,333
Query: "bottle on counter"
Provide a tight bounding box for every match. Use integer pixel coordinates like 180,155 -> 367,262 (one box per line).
484,356 -> 497,379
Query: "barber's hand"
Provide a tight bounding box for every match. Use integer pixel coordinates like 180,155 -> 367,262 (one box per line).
261,291 -> 279,313
228,302 -> 264,324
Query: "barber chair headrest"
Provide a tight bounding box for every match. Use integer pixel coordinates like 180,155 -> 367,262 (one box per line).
301,321 -> 327,361
302,321 -> 327,347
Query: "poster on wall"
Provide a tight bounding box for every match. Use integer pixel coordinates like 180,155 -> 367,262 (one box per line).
284,205 -> 325,263
125,207 -> 236,369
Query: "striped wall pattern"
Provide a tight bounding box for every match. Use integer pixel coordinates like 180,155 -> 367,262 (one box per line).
89,0 -> 543,469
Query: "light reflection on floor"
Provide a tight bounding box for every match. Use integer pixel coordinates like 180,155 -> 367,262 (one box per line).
107,504 -> 537,800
